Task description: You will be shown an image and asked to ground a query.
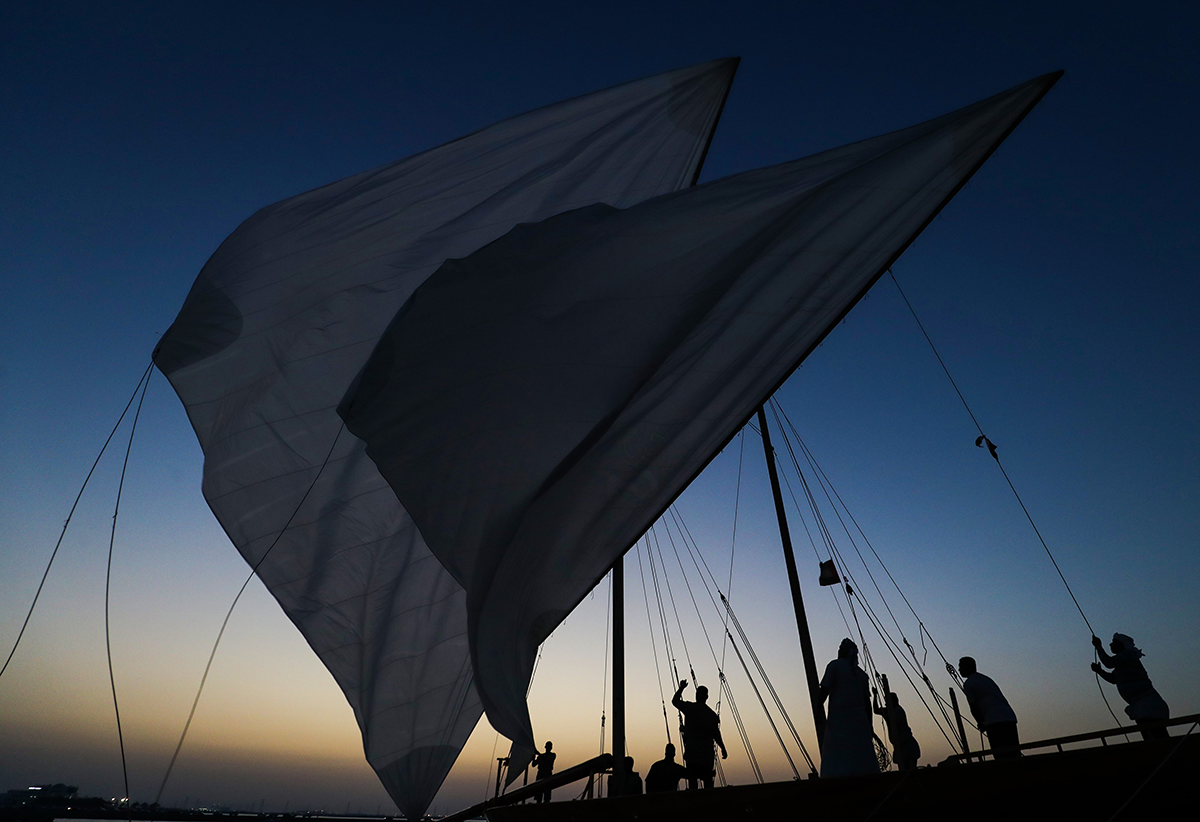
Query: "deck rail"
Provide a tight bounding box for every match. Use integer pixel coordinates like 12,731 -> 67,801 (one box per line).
939,712 -> 1200,765
441,753 -> 612,822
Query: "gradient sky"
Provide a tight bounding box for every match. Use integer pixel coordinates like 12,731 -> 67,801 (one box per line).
2,1 -> 1198,815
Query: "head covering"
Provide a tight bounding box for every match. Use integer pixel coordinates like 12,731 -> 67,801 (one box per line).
838,638 -> 858,660
1113,633 -> 1144,658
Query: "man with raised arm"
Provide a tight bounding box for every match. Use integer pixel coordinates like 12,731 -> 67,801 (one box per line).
672,679 -> 728,789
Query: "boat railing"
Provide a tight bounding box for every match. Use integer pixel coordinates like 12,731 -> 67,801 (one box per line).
940,712 -> 1200,765
441,753 -> 613,822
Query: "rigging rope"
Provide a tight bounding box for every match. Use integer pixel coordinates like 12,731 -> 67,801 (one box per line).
154,423 -> 347,805
772,405 -> 981,739
766,401 -> 965,750
635,542 -> 672,742
663,504 -> 817,774
599,571 -> 611,756
888,269 -> 1094,636
648,526 -> 764,776
719,430 -> 745,689
648,526 -> 695,680
778,400 -> 959,674
104,365 -> 151,809
0,361 -> 155,683
720,595 -> 817,774
887,269 -> 1131,732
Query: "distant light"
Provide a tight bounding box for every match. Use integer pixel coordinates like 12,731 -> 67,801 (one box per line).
28,787 -> 41,791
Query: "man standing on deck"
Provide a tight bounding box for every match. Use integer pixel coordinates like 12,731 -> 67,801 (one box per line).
958,656 -> 1020,759
645,743 -> 690,793
873,688 -> 921,770
533,741 -> 556,803
672,679 -> 727,789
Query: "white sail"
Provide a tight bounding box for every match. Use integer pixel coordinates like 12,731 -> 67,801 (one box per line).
152,58 -> 737,820
339,72 -> 1061,748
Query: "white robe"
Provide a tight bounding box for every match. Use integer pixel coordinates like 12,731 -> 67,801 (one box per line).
820,658 -> 878,777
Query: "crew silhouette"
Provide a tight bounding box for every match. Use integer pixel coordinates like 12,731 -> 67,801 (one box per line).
533,740 -> 556,803
818,638 -> 878,777
672,679 -> 727,789
1091,633 -> 1170,740
645,743 -> 689,793
958,656 -> 1020,759
608,756 -> 642,796
873,688 -> 920,770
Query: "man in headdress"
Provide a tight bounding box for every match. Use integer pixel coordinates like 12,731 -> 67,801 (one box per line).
672,679 -> 727,789
819,638 -> 878,776
1091,633 -> 1170,740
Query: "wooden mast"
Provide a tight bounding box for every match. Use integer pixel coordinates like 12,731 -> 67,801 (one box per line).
757,405 -> 827,747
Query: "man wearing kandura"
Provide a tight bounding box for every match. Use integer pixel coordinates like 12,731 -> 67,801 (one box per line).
958,656 -> 1019,759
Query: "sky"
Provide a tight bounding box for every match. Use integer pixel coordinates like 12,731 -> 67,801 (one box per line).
1,0 -> 1198,815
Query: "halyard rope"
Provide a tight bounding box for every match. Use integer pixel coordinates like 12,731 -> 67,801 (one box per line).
154,423 -> 346,804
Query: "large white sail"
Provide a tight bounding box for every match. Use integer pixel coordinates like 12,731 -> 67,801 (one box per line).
152,58 -> 737,820
339,72 -> 1061,748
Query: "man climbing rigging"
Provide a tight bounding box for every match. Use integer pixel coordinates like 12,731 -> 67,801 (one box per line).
958,656 -> 1020,759
672,679 -> 727,789
1091,633 -> 1170,740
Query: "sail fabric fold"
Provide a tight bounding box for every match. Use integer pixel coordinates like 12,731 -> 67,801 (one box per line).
338,72 -> 1061,747
152,58 -> 737,821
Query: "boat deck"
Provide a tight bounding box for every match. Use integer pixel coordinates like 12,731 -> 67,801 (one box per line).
487,733 -> 1199,821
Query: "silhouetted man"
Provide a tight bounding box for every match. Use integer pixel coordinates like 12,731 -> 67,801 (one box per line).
818,638 -> 877,777
608,756 -> 642,796
533,740 -> 556,803
645,743 -> 689,793
1091,633 -> 1170,740
873,688 -> 920,770
958,656 -> 1019,759
672,679 -> 727,789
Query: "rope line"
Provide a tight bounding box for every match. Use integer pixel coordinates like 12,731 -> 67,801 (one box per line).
664,503 -> 817,772
888,269 -> 1094,635
721,596 -> 817,773
888,268 -> 1130,730
636,542 -> 672,742
766,401 -> 964,749
777,400 -> 959,675
773,402 -> 983,739
651,523 -> 767,774
154,423 -> 347,804
599,571 -> 611,756
719,431 -> 745,682
649,526 -> 695,678
104,365 -> 151,809
0,362 -> 155,682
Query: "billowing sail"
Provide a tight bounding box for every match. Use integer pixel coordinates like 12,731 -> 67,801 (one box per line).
339,72 -> 1061,747
152,58 -> 737,820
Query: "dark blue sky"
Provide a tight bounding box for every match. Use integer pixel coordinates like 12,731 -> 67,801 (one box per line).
2,0 -> 1197,811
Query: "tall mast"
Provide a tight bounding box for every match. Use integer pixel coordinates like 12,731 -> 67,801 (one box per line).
611,556 -> 626,784
756,405 -> 827,747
